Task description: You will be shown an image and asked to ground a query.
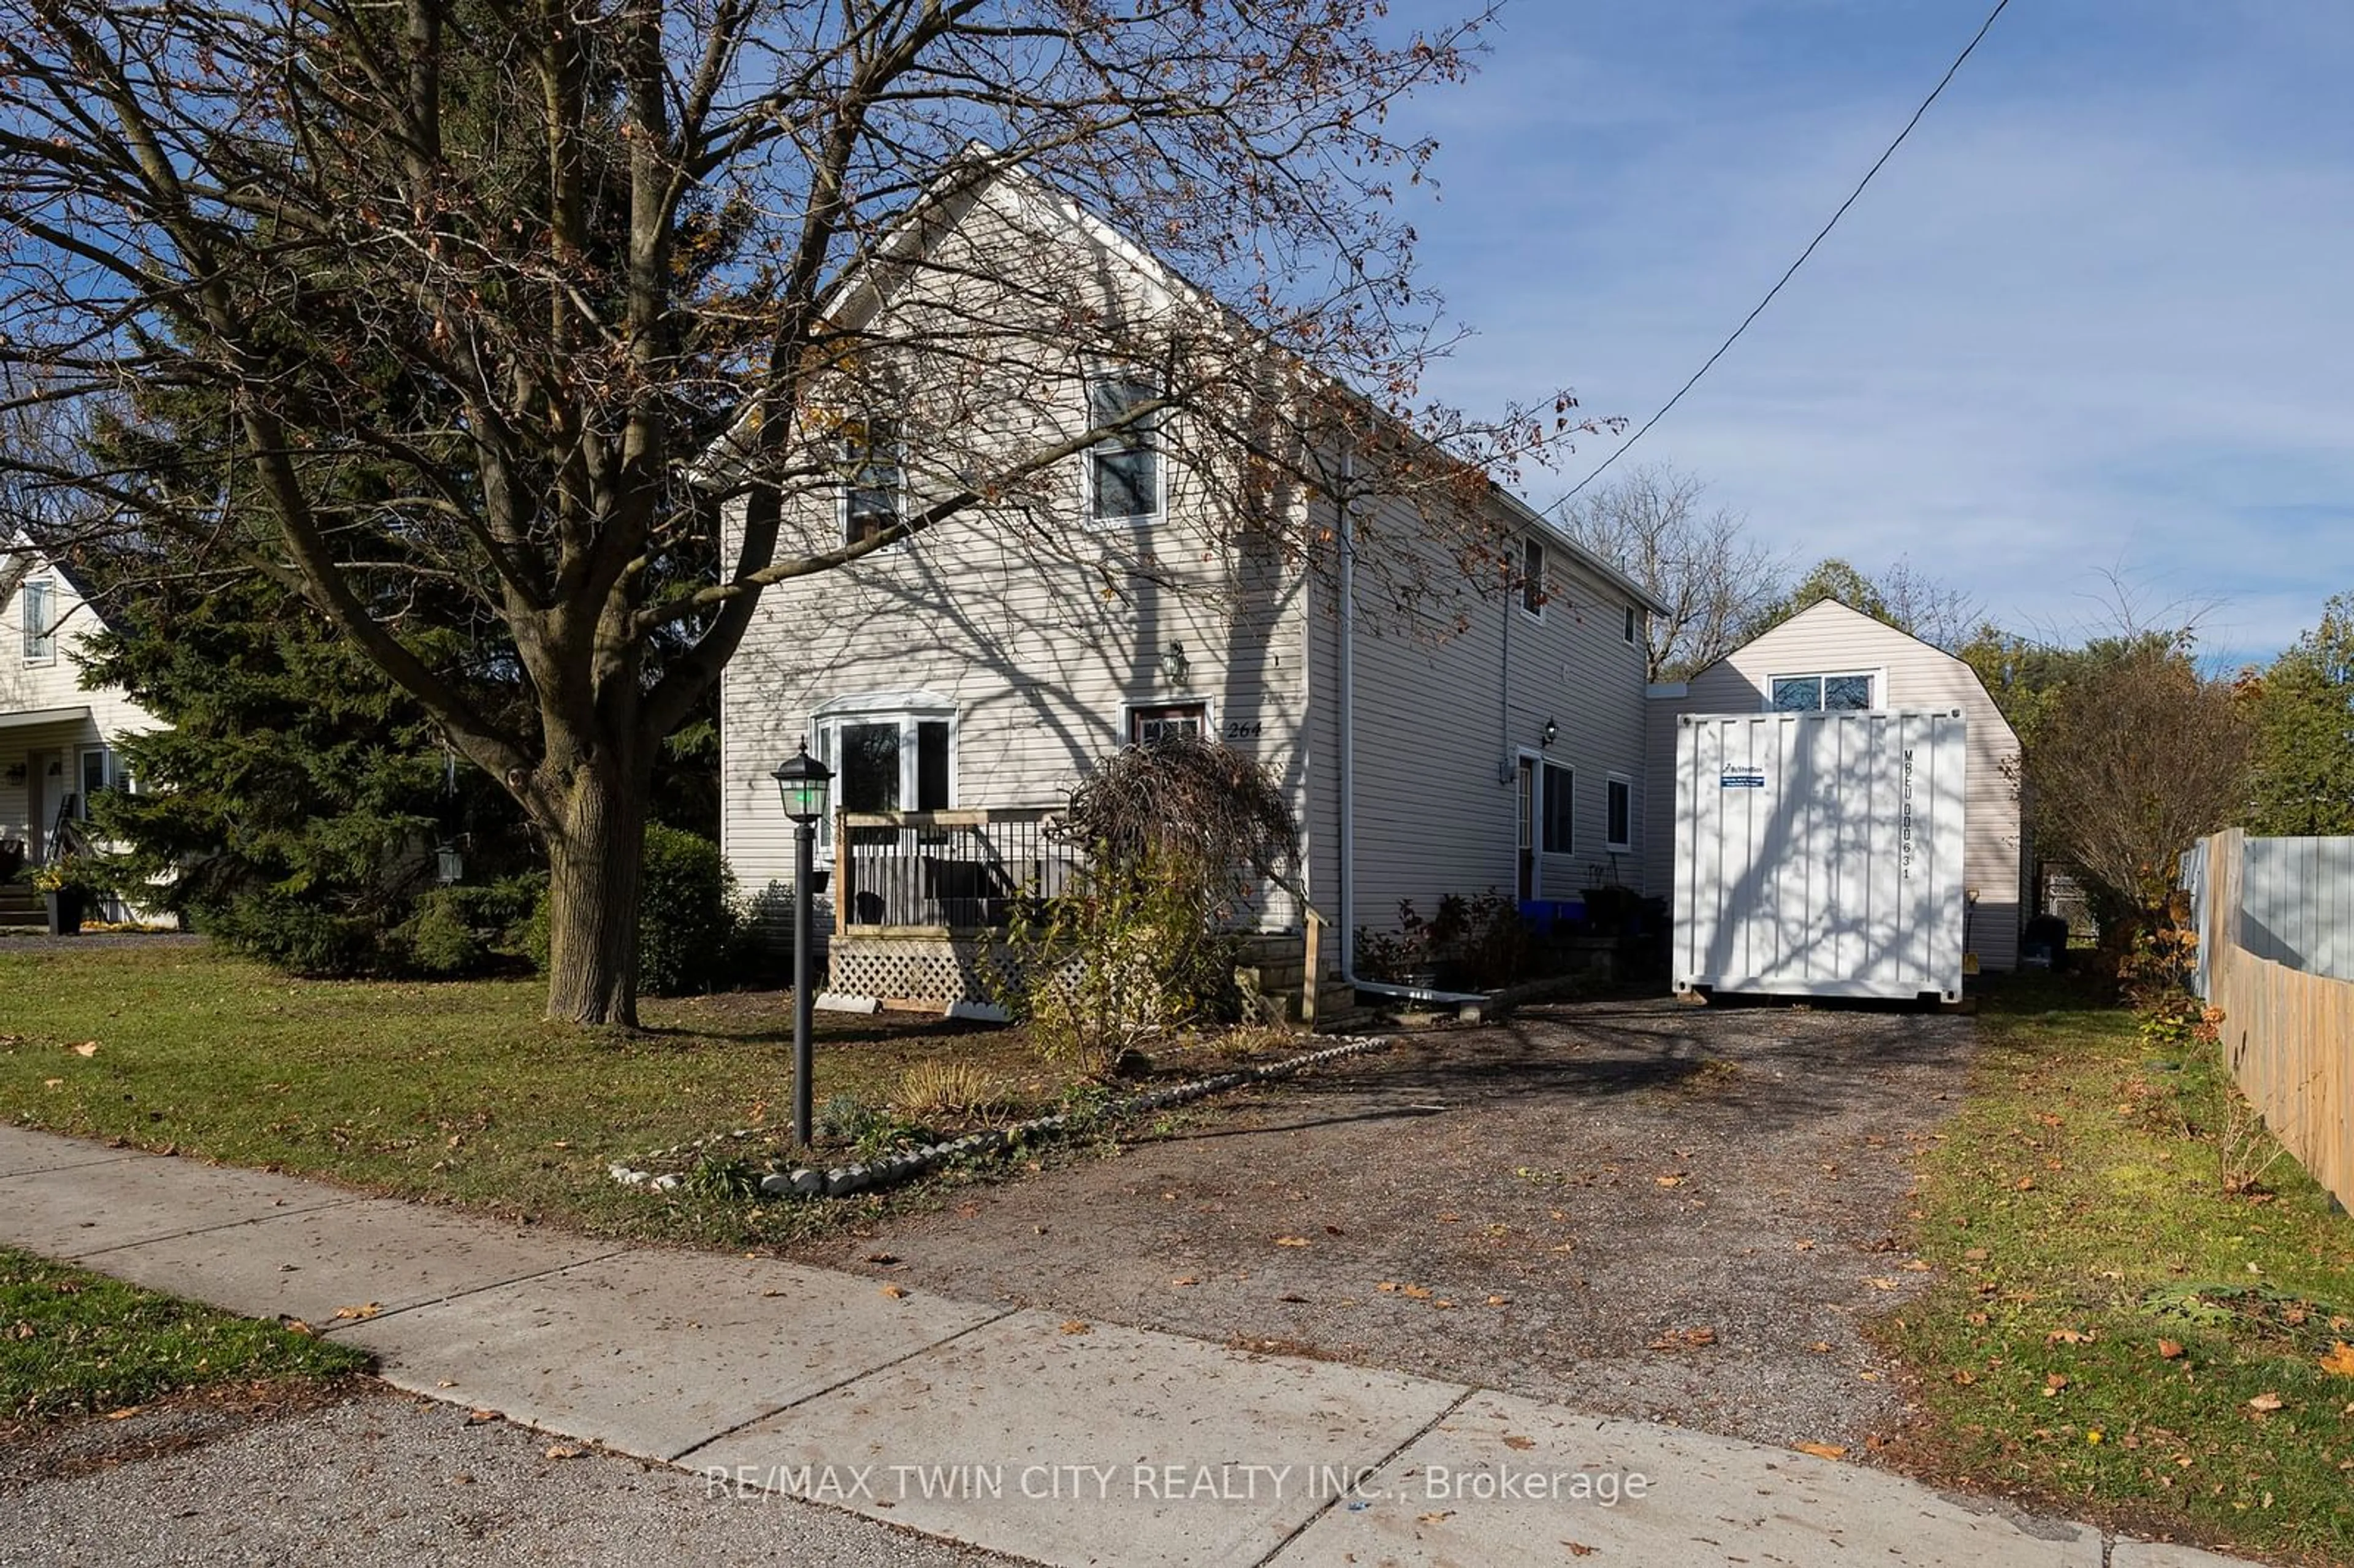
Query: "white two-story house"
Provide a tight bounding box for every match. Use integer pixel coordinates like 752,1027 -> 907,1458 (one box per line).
1,545 -> 156,883
717,160 -> 1662,1011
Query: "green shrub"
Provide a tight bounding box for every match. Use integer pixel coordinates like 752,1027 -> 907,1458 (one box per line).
393,889 -> 485,976
198,891 -> 379,978
524,826 -> 738,995
987,851 -> 1240,1078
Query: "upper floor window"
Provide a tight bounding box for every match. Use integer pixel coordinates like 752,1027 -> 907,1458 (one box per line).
1520,538 -> 1548,617
1623,603 -> 1640,646
21,578 -> 56,664
841,415 -> 904,547
1770,671 -> 1877,712
1086,374 -> 1160,523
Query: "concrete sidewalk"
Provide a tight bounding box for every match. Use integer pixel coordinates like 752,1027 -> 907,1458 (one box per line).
0,1123 -> 2247,1568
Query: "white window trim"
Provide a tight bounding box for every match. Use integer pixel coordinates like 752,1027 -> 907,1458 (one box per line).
21,578 -> 58,666
1537,756 -> 1575,858
1604,771 -> 1635,851
809,695 -> 959,862
1518,536 -> 1547,621
1080,370 -> 1164,528
1120,693 -> 1216,747
1763,667 -> 1885,713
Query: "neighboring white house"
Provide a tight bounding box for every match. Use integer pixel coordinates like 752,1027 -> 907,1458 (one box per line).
1,545 -> 157,870
1642,597 -> 2028,970
717,160 -> 1664,1007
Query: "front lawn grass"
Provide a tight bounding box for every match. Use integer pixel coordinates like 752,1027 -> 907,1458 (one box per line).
1,1245 -> 367,1423
1883,972 -> 2354,1564
0,942 -> 1095,1249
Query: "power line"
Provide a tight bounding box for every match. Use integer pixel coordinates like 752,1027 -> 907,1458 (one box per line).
1556,0 -> 2015,508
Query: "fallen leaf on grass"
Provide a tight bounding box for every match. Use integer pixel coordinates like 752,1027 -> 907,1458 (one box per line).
2044,1373 -> 2070,1392
1963,1247 -> 1989,1262
1059,1319 -> 1092,1335
2157,1339 -> 2185,1360
2014,1176 -> 2036,1192
331,1303 -> 381,1321
70,1042 -> 98,1057
102,1407 -> 141,1421
1864,1277 -> 1899,1292
2317,1342 -> 2354,1378
1795,1442 -> 1846,1460
277,1316 -> 314,1337
1273,1236 -> 1312,1248
2247,1391 -> 2285,1413
2045,1327 -> 2094,1345
1808,1341 -> 1833,1353
878,1284 -> 908,1300
1901,1260 -> 1933,1273
1950,1369 -> 1976,1385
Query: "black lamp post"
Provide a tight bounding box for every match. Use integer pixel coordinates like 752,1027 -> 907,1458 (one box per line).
771,738 -> 834,1152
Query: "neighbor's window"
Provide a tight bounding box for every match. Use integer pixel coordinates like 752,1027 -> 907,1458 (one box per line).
841,414 -> 904,547
1520,537 -> 1548,616
1130,702 -> 1206,745
813,709 -> 953,853
1770,671 -> 1875,712
1541,761 -> 1574,854
1623,603 -> 1640,646
1606,775 -> 1632,850
21,579 -> 55,664
1087,374 -> 1160,522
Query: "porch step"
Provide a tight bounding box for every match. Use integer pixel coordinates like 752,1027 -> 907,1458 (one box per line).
0,883 -> 47,929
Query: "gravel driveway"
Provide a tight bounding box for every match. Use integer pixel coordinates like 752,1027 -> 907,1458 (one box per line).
798,997 -> 1976,1454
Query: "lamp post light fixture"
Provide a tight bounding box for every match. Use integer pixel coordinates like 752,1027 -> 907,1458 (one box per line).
771,738 -> 834,1152
1159,639 -> 1189,683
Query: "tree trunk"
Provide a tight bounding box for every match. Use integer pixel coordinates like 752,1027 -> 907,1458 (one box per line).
542,758 -> 651,1026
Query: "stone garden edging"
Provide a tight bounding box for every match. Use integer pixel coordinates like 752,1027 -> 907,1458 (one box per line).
607,1034 -> 1392,1201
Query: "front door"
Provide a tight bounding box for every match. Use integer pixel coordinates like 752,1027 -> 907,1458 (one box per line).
1515,758 -> 1536,902
25,750 -> 50,861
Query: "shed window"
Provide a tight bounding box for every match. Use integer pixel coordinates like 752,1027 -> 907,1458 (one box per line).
1770,671 -> 1876,712
1541,762 -> 1574,854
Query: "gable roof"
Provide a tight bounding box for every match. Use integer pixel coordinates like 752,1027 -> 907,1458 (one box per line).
706,152 -> 1670,616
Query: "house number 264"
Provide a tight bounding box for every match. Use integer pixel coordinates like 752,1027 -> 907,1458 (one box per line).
1224,720 -> 1262,740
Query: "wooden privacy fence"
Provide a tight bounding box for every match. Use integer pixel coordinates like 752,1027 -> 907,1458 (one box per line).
2193,829 -> 2354,1211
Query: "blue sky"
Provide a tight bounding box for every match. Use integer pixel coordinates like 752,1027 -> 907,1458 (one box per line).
1377,0 -> 2352,665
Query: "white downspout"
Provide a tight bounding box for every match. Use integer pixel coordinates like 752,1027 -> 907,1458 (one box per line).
1328,447 -> 1487,1010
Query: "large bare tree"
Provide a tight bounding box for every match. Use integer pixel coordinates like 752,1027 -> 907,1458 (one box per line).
0,0 -> 1548,1024
1552,464 -> 1785,681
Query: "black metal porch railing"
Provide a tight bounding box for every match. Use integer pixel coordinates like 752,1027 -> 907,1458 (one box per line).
833,808 -> 1080,932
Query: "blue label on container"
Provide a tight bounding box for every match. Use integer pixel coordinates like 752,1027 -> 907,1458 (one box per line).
1721,766 -> 1766,789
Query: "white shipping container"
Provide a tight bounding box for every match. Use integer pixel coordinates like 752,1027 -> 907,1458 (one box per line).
1673,709 -> 1967,1002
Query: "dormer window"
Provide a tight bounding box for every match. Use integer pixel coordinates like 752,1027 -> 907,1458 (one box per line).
1770,671 -> 1878,712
